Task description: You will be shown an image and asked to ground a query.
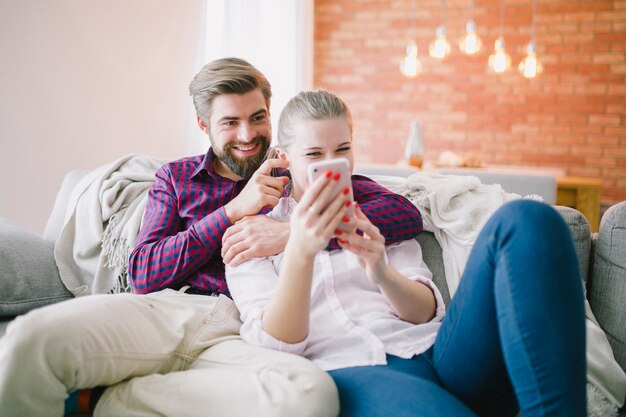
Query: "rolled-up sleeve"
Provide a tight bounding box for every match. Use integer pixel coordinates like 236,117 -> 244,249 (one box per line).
386,239 -> 446,322
226,257 -> 309,355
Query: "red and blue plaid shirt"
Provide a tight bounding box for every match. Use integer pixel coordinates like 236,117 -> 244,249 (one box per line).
129,149 -> 423,295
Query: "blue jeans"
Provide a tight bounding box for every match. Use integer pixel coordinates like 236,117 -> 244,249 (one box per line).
329,200 -> 586,417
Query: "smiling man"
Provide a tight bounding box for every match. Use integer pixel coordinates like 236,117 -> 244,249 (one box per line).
0,58 -> 424,417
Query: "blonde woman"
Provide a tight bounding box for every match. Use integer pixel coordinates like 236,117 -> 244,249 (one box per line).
226,90 -> 586,417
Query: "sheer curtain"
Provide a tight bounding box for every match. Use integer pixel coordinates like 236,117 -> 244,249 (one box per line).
194,0 -> 313,151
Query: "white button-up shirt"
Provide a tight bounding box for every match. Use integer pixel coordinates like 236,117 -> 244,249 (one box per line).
226,197 -> 446,371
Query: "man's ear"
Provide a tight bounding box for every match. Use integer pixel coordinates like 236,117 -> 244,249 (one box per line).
197,116 -> 208,134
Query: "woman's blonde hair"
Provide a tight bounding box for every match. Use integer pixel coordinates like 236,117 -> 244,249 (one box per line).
276,90 -> 353,152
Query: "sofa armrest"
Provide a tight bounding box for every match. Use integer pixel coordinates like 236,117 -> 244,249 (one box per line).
0,219 -> 72,317
589,201 -> 626,374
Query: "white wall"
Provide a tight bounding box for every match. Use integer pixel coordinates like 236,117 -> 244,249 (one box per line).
0,0 -> 207,235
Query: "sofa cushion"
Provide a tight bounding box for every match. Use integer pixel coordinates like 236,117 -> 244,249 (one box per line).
589,201 -> 626,373
0,219 -> 73,317
416,232 -> 451,306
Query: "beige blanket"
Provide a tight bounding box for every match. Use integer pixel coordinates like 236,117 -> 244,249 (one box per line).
54,154 -> 164,295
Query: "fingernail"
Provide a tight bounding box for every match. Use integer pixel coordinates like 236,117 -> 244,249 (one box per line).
333,172 -> 341,181
345,200 -> 351,207
325,170 -> 332,178
342,216 -> 350,223
342,187 -> 349,195
339,239 -> 346,244
334,229 -> 342,235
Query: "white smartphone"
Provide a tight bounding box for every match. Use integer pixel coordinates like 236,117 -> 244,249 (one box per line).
307,158 -> 355,232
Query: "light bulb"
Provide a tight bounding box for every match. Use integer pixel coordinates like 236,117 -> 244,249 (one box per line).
519,42 -> 543,78
459,20 -> 482,55
429,26 -> 451,59
399,41 -> 421,77
488,37 -> 511,73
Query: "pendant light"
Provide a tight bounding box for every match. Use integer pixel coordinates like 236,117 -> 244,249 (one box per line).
459,0 -> 482,55
400,0 -> 422,77
429,0 -> 451,59
488,0 -> 511,73
519,0 -> 543,78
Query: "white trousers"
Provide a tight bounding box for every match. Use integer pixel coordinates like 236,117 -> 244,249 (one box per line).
0,289 -> 339,417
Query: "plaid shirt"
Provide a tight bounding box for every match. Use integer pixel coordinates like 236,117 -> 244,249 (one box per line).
129,149 -> 423,295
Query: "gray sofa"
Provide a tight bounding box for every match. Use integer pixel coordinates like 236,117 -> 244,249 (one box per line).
1,170 -> 625,415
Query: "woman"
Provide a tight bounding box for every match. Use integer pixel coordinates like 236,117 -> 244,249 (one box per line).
225,90 -> 586,417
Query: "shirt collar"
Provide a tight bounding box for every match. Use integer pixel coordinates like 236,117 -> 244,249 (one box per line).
191,147 -> 220,179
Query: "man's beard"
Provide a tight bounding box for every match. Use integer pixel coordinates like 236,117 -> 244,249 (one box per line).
213,135 -> 271,180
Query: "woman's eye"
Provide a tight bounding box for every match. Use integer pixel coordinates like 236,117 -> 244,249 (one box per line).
306,152 -> 322,158
337,147 -> 351,153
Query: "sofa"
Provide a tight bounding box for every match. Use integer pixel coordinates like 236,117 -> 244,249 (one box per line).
1,169 -> 625,415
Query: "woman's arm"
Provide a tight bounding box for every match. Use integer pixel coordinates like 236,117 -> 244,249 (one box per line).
340,206 -> 437,324
262,172 -> 351,343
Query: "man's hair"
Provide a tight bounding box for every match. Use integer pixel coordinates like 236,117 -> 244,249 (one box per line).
277,89 -> 353,152
189,57 -> 272,123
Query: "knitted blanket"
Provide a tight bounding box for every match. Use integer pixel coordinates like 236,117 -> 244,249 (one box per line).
54,154 -> 163,295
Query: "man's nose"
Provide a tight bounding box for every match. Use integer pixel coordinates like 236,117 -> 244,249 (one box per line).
236,122 -> 257,142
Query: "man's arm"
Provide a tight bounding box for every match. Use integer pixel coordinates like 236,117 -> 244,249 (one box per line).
128,166 -> 231,294
222,174 -> 423,266
349,174 -> 423,244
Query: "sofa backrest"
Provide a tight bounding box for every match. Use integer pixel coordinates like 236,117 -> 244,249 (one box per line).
417,205 -> 591,307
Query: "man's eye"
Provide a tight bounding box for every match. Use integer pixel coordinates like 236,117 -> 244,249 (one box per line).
222,121 -> 237,127
252,115 -> 267,122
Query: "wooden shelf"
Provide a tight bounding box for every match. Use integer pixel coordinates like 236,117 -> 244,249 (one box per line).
556,176 -> 602,232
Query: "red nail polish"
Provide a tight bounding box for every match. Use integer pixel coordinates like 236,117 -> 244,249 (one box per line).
342,187 -> 349,195
325,170 -> 332,178
333,172 -> 341,181
339,239 -> 346,244
342,216 -> 350,222
345,200 -> 351,207
335,229 -> 342,235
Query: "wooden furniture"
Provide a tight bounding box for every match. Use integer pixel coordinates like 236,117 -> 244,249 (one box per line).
556,176 -> 602,232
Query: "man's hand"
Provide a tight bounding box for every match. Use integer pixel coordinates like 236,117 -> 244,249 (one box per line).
222,215 -> 291,266
223,158 -> 289,223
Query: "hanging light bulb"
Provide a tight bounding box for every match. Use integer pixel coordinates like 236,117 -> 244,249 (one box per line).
519,41 -> 543,78
488,37 -> 511,73
459,20 -> 482,55
519,0 -> 542,78
429,25 -> 451,59
488,0 -> 510,74
399,0 -> 422,77
400,41 -> 422,77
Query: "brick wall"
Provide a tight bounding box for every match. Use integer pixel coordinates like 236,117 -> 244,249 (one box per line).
314,0 -> 626,204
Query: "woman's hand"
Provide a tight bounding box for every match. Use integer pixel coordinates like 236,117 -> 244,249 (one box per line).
340,206 -> 437,324
289,170 -> 350,257
338,205 -> 390,284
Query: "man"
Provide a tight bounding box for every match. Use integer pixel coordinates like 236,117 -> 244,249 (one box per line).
0,58 -> 422,417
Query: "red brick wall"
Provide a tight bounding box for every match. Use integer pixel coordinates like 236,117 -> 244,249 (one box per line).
314,0 -> 626,204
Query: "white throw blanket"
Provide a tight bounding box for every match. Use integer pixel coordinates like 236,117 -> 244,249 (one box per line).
371,172 -> 626,416
54,154 -> 164,295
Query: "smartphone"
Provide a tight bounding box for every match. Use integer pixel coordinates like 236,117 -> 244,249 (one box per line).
307,158 -> 355,232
